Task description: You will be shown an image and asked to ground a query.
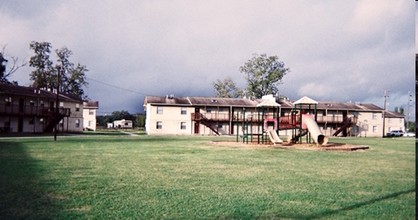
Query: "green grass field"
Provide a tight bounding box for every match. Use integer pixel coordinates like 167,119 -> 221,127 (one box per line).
0,133 -> 415,219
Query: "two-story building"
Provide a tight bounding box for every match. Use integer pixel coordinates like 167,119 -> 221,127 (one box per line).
144,95 -> 404,137
83,101 -> 99,131
0,83 -> 84,133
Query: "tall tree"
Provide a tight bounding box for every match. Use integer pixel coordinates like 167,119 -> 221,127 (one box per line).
29,41 -> 54,89
29,41 -> 88,98
239,53 -> 289,99
212,77 -> 243,98
55,47 -> 88,98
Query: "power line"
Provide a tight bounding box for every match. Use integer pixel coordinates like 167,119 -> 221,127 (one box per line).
87,77 -> 148,95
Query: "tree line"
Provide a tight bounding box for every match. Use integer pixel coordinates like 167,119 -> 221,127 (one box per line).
96,111 -> 145,128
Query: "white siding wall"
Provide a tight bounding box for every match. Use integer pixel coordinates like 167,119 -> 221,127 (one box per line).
83,108 -> 97,131
146,104 -> 194,135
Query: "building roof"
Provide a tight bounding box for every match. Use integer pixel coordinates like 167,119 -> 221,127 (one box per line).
83,100 -> 99,109
144,96 -> 259,107
384,111 -> 405,118
0,83 -> 82,103
316,101 -> 383,112
144,95 -> 385,112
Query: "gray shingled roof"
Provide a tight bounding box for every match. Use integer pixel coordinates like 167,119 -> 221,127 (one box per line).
384,111 -> 405,118
0,83 -> 82,103
143,95 -> 386,112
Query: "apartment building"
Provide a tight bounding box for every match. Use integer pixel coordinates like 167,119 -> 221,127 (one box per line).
83,101 -> 99,131
144,95 -> 404,137
0,83 -> 84,133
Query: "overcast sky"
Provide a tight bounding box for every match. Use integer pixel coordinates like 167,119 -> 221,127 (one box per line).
0,0 -> 416,119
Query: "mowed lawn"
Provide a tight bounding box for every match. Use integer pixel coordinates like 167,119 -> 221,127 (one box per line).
0,134 -> 415,219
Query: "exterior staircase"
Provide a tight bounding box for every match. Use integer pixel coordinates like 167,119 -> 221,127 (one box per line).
43,108 -> 71,132
191,112 -> 221,136
333,117 -> 354,137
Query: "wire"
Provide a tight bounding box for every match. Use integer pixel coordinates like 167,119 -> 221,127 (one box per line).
87,77 -> 148,95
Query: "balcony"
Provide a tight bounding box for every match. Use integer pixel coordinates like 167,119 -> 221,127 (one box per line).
0,103 -> 70,117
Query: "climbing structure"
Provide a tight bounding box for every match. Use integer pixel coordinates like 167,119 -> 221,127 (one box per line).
290,96 -> 328,145
237,95 -> 281,144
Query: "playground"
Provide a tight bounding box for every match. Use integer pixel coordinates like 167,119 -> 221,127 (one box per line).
236,96 -> 369,151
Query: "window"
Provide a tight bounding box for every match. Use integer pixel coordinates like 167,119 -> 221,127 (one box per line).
372,126 -> 377,133
372,113 -> 377,120
75,119 -> 80,128
181,107 -> 187,115
157,106 -> 163,114
75,104 -> 80,112
60,102 -> 64,107
29,118 -> 34,125
180,122 -> 186,130
88,121 -> 92,127
156,121 -> 162,129
5,97 -> 11,107
206,108 -> 212,113
89,109 -> 94,115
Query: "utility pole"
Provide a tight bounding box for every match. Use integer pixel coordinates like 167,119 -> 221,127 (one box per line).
382,90 -> 389,138
54,66 -> 61,141
407,91 -> 412,132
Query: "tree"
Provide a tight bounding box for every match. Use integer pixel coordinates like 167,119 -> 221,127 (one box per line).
212,77 -> 243,98
55,47 -> 88,98
29,41 -> 88,99
0,46 -> 27,84
394,106 -> 405,115
29,41 -> 54,89
239,53 -> 289,99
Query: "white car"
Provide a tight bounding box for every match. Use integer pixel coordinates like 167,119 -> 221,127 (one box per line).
403,132 -> 415,137
386,130 -> 404,137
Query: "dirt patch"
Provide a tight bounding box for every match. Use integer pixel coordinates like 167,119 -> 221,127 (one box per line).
210,141 -> 369,152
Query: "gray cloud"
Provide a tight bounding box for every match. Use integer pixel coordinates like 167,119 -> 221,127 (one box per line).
0,0 -> 415,118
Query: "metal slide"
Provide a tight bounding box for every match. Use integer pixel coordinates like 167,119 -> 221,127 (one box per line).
302,114 -> 328,145
267,129 -> 283,145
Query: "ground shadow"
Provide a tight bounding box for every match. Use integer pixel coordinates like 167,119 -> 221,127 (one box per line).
0,140 -> 63,219
299,188 -> 416,219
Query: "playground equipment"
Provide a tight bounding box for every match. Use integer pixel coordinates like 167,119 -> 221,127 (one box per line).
302,114 -> 328,145
237,95 -> 280,144
266,128 -> 283,145
237,95 -> 328,146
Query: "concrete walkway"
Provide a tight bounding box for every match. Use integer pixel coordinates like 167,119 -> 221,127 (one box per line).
118,130 -> 139,136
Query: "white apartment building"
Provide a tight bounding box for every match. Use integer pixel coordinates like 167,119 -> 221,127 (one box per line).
83,101 -> 99,131
144,95 -> 405,137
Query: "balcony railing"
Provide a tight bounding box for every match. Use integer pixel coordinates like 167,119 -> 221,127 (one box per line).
192,112 -> 357,125
0,103 -> 70,117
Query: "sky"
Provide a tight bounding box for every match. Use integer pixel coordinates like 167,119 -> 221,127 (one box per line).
0,0 -> 415,120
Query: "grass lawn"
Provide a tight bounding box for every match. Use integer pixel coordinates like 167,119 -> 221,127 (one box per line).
0,134 -> 415,219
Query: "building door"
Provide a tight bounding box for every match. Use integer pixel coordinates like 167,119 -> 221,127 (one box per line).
194,108 -> 200,134
194,122 -> 200,134
342,111 -> 348,136
18,117 -> 23,132
19,98 -> 24,113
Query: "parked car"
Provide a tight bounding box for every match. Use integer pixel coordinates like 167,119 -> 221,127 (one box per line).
403,132 -> 415,137
386,130 -> 404,137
